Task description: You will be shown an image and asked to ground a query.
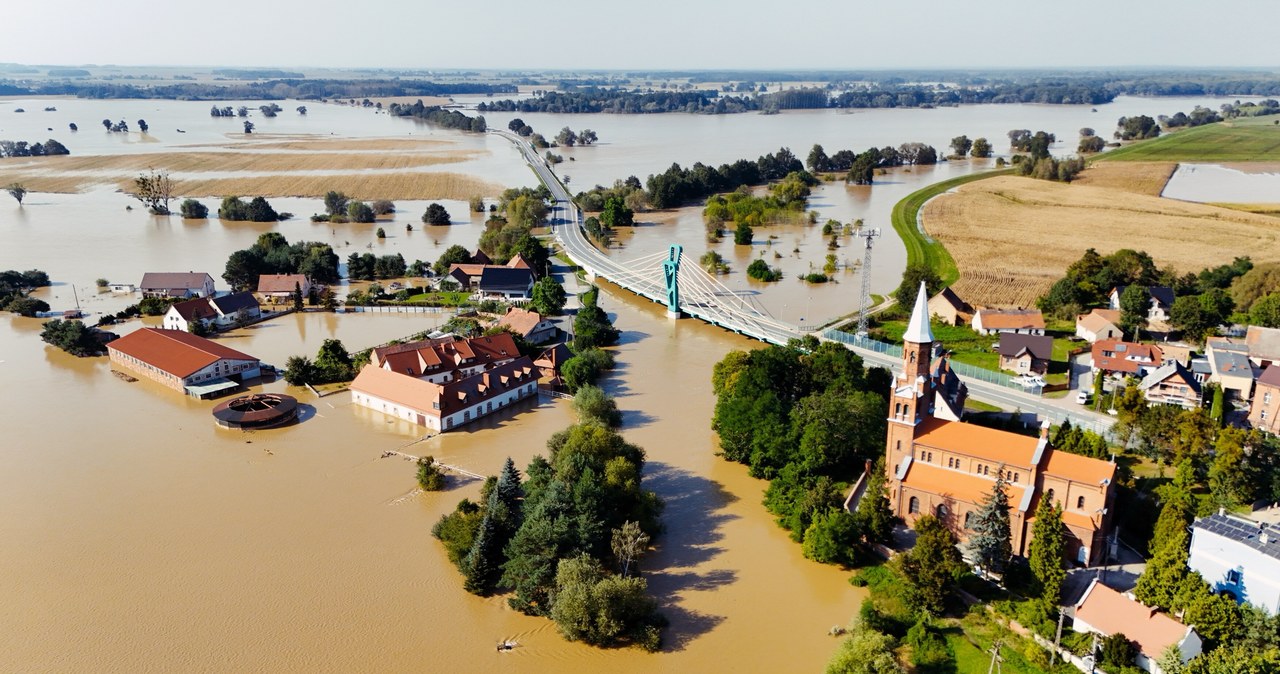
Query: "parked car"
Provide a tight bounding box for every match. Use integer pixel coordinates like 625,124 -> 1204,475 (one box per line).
1076,390 -> 1090,405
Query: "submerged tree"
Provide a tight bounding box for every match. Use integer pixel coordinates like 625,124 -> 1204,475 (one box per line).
5,183 -> 26,205
131,169 -> 174,215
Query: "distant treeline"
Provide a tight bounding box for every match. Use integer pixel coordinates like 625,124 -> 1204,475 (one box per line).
387,101 -> 487,132
0,139 -> 69,157
0,79 -> 516,101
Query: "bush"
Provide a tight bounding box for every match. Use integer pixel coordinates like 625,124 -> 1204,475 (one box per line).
747,259 -> 781,282
347,201 -> 375,223
423,203 -> 451,225
179,198 -> 208,219
4,295 -> 49,316
417,457 -> 447,491
371,200 -> 395,215
803,273 -> 829,283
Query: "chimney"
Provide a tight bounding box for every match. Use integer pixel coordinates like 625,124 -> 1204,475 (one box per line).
1039,419 -> 1050,440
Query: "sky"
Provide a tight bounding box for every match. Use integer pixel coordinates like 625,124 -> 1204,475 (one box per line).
5,0 -> 1280,71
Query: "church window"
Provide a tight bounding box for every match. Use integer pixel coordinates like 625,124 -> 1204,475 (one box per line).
936,504 -> 948,518
1046,489 -> 1056,503
1077,496 -> 1085,510
908,497 -> 920,514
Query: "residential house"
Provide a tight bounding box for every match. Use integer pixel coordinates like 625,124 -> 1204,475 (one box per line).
971,309 -> 1045,336
1109,286 -> 1176,323
1189,511 -> 1280,614
256,274 -> 312,303
107,328 -> 261,397
884,284 -> 1116,566
139,272 -> 216,299
494,307 -> 558,344
1249,365 -> 1280,435
163,292 -> 261,333
447,255 -> 534,291
1091,339 -> 1164,378
1075,309 -> 1123,343
470,249 -> 492,265
1205,338 -> 1258,401
928,287 -> 973,326
1140,362 -> 1202,409
998,333 -> 1053,375
350,356 -> 539,431
478,267 -> 534,301
534,343 -> 573,389
1246,326 -> 1280,370
1073,578 -> 1203,674
107,282 -> 135,293
1159,343 -> 1194,367
370,334 -> 521,384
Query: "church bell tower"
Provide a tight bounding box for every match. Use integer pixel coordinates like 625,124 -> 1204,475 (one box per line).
886,283 -> 936,484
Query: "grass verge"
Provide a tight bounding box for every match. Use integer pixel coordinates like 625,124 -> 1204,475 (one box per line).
890,169 -> 1013,287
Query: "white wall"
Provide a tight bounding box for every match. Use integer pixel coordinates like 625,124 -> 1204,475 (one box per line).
1189,528 -> 1280,614
352,379 -> 537,432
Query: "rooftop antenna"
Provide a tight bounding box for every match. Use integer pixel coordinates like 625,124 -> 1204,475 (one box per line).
855,227 -> 881,336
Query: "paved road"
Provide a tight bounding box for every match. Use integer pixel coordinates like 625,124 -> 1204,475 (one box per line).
494,130 -> 1115,433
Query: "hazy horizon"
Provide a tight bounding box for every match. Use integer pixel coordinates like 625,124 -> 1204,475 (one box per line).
7,0 -> 1280,72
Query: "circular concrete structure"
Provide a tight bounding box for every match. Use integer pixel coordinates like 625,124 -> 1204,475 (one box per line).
212,393 -> 298,429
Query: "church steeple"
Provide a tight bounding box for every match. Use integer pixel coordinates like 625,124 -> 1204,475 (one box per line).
903,282 -> 934,345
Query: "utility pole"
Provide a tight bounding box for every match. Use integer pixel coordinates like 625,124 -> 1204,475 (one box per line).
854,227 -> 881,336
987,639 -> 1003,674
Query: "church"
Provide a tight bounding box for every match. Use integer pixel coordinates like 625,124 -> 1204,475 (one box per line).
884,284 -> 1117,566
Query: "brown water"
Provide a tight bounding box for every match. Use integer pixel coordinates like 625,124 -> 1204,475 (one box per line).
0,93 -> 1258,672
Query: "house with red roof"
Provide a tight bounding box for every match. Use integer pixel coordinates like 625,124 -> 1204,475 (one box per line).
494,307 -> 558,344
972,308 -> 1045,336
1249,365 -> 1280,435
1091,339 -> 1164,379
107,328 -> 261,397
256,274 -> 312,303
1073,578 -> 1202,673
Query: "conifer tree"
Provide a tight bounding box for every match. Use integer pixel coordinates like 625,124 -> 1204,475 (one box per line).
855,458 -> 897,546
1134,525 -> 1190,610
463,510 -> 501,595
899,514 -> 961,614
1029,497 -> 1067,607
967,473 -> 1012,577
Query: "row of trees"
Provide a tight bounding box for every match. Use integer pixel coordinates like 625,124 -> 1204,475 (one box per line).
309,191 -> 395,223
702,172 -> 815,239
222,232 -> 340,291
0,269 -> 51,316
39,319 -> 107,356
644,147 -> 802,209
386,101 -> 487,132
218,196 -> 288,222
346,253 -> 407,281
0,139 -> 69,157
805,142 -> 941,184
431,388 -> 666,650
947,135 -> 993,158
22,79 -> 514,101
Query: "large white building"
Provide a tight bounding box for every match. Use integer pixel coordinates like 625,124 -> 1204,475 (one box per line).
1189,511 -> 1280,615
107,328 -> 261,397
350,356 -> 539,431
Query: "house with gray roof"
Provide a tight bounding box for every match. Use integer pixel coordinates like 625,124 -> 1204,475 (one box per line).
1206,338 -> 1258,401
162,292 -> 261,333
478,267 -> 534,301
998,333 -> 1053,375
1189,511 -> 1280,614
139,272 -> 216,299
1139,361 -> 1201,409
1109,285 -> 1176,323
1246,326 -> 1280,370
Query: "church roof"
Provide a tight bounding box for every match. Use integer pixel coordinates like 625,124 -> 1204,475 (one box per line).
903,282 -> 934,344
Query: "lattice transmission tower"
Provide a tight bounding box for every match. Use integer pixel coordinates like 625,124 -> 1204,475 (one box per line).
855,227 -> 881,335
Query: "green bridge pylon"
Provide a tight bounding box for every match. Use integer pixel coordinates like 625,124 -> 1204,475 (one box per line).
663,244 -> 682,316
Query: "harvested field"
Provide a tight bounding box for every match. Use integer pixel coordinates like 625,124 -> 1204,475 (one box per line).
1072,161 -> 1177,196
0,173 -> 94,193
922,175 -> 1280,308
1209,203 -> 1280,217
187,135 -> 456,152
0,150 -> 474,174
129,172 -> 504,201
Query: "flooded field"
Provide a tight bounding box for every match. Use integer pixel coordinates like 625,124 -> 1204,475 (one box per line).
1161,162 -> 1280,204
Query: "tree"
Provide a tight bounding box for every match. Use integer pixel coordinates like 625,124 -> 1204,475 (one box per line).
734,221 -> 753,245
950,135 -> 972,157
463,509 -> 503,595
807,144 -> 830,172
1252,292 -> 1280,328
179,198 -> 208,219
1119,284 -> 1150,338
531,276 -> 567,316
893,264 -> 942,309
548,554 -> 664,650
555,127 -> 578,147
1099,633 -> 1137,671
314,338 -> 354,381
296,106 -> 307,115
1079,136 -> 1106,153
422,203 -> 451,225
416,456 -> 446,490
243,120 -> 254,134
802,509 -> 862,567
574,385 -> 621,427
610,521 -> 649,577
1156,644 -> 1186,674
1028,497 -> 1067,607
292,282 -> 304,311
371,200 -> 395,215
578,129 -> 597,145
131,169 -> 174,215
5,295 -> 48,316
970,137 -> 992,158
855,458 -> 897,546
39,319 -> 103,356
508,118 -> 526,133
347,201 -> 375,223
600,195 -> 633,228
469,195 -> 485,212
899,514 -> 961,614
967,474 -> 1012,577
323,191 -> 349,217
433,244 -> 471,275
827,625 -> 907,674
282,355 -> 316,385
573,286 -> 620,350
5,183 -> 26,205
137,119 -> 148,133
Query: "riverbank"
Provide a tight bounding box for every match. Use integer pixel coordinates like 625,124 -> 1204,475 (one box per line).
889,169 -> 1012,288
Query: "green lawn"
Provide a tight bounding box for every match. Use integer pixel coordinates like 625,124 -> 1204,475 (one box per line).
1098,116 -> 1280,162
870,319 -> 1080,381
889,169 -> 1013,287
399,291 -> 471,306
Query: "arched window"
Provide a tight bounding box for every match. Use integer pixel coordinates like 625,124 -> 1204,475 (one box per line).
910,351 -> 917,364
894,402 -> 901,417
909,497 -> 920,514
936,504 -> 948,518
1077,495 -> 1086,510
964,511 -> 974,529
1046,489 -> 1056,504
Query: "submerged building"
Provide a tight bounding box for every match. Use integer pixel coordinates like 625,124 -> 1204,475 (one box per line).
107,328 -> 261,397
884,284 -> 1117,565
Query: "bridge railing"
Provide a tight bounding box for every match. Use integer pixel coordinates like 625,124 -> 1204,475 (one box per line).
822,329 -> 1042,396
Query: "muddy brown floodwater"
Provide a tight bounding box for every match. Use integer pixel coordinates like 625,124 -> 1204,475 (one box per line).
0,290 -> 862,672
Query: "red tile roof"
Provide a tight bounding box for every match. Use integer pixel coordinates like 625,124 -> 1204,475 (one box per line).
169,297 -> 217,322
107,328 -> 257,377
1092,339 -> 1163,374
495,307 -> 547,338
901,461 -> 1028,509
256,274 -> 308,294
977,309 -> 1045,330
914,418 -> 1039,470
1075,580 -> 1191,658
1042,449 -> 1116,488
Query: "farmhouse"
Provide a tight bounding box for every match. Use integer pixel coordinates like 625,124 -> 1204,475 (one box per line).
1249,365 -> 1280,435
1189,511 -> 1280,614
1073,578 -> 1202,674
256,274 -> 312,303
493,307 -> 558,344
162,292 -> 261,332
928,287 -> 973,326
1075,309 -> 1123,343
998,333 -> 1052,375
1139,362 -> 1202,409
139,272 -> 216,299
884,285 -> 1116,566
350,356 -> 539,431
107,328 -> 261,397
447,254 -> 535,292
1091,339 -> 1164,378
1109,286 -> 1176,323
971,308 -> 1045,336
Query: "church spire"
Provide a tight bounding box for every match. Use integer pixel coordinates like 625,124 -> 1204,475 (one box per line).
903,282 -> 934,345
